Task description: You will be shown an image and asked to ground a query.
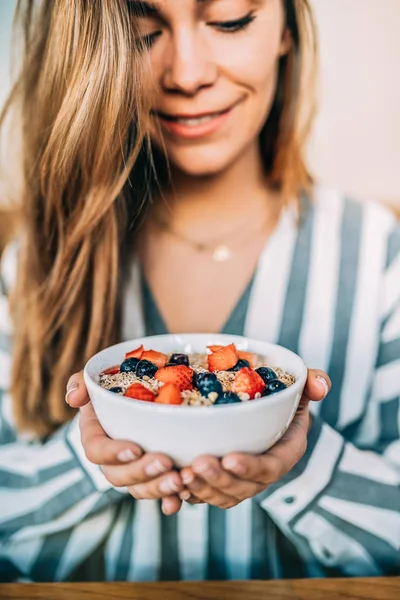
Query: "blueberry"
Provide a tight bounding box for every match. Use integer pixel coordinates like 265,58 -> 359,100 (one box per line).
109,386 -> 123,393
120,357 -> 140,373
229,359 -> 250,372
264,379 -> 287,395
136,359 -> 158,378
195,372 -> 223,397
169,353 -> 190,367
256,367 -> 278,384
214,392 -> 242,405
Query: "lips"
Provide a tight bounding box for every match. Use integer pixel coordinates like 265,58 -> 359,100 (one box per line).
151,103 -> 237,139
154,107 -> 230,125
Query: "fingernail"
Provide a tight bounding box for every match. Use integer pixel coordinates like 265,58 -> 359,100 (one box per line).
181,472 -> 194,485
180,490 -> 192,501
316,376 -> 329,398
117,449 -> 139,463
145,460 -> 168,477
161,500 -> 173,515
224,457 -> 246,475
204,467 -> 218,481
65,381 -> 79,404
193,463 -> 209,474
159,477 -> 181,494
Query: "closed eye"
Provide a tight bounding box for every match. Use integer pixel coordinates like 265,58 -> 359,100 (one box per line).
209,12 -> 256,33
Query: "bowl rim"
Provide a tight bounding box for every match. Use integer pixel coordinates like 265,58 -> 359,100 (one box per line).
83,333 -> 308,416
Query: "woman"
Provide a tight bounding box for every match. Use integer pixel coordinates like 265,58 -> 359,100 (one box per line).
0,0 -> 399,583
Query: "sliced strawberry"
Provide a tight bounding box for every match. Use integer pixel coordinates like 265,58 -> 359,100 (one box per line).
207,344 -> 224,353
238,351 -> 257,369
231,367 -> 265,399
141,350 -> 168,369
208,343 -> 238,372
156,382 -> 182,405
102,365 -> 120,376
125,345 -> 144,360
155,365 -> 194,391
124,382 -> 155,402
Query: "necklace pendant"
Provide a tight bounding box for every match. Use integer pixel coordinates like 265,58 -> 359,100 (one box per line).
212,245 -> 232,262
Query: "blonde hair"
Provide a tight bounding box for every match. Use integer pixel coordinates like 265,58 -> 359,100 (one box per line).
0,0 -> 317,436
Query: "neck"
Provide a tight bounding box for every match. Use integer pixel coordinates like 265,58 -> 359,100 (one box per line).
151,143 -> 281,236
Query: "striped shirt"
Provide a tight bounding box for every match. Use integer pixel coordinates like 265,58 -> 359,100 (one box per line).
0,187 -> 399,582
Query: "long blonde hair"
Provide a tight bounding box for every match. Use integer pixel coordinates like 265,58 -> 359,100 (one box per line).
0,0 -> 317,437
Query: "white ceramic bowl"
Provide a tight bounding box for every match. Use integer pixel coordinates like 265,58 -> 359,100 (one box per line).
84,333 -> 307,467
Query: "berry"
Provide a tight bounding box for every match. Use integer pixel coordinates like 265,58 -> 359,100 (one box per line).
125,345 -> 144,360
141,350 -> 168,369
264,379 -> 287,395
231,367 -> 265,399
229,359 -> 250,372
169,353 -> 190,367
124,382 -> 155,402
109,386 -> 123,393
156,383 -> 182,405
195,372 -> 223,397
120,357 -> 140,373
102,365 -> 120,376
208,343 -> 238,372
214,392 -> 241,405
207,345 -> 224,352
155,365 -> 194,391
256,367 -> 278,384
126,346 -> 144,360
136,359 -> 158,378
238,351 -> 257,368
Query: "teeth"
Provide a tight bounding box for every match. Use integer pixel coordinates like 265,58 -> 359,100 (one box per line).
174,115 -> 215,126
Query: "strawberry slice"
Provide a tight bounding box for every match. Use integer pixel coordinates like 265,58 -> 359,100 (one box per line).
125,345 -> 144,360
231,367 -> 265,399
207,344 -> 224,353
155,365 -> 194,391
102,365 -> 120,376
208,343 -> 239,372
156,382 -> 182,405
238,351 -> 257,368
141,350 -> 168,369
124,382 -> 155,402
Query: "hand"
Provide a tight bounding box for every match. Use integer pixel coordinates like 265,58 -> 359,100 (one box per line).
179,369 -> 330,509
65,372 -> 184,515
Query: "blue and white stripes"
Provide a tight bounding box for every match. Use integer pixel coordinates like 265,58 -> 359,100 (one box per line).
0,188 -> 399,582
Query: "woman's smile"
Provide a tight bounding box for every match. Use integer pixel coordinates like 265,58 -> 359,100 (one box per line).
153,103 -> 238,139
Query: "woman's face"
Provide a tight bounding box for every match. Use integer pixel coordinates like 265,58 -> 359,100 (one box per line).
135,0 -> 289,176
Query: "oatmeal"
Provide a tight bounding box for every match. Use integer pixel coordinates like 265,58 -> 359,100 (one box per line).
98,343 -> 295,406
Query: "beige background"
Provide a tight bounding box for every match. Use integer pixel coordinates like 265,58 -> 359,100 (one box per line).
0,0 -> 399,207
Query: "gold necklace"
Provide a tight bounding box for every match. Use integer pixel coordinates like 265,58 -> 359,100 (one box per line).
153,211 -> 271,262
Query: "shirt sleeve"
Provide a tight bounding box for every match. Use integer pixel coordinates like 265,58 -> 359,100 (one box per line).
257,223 -> 400,577
0,244 -> 127,558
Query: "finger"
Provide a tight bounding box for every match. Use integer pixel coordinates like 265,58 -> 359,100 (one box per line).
179,491 -> 205,505
128,471 -> 183,500
79,403 -> 143,465
162,495 -> 183,515
222,408 -> 309,485
66,371 -> 90,408
100,452 -> 174,487
191,456 -> 263,500
180,468 -> 239,509
303,369 -> 331,402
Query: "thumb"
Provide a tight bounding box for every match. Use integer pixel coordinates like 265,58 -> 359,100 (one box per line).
65,371 -> 90,408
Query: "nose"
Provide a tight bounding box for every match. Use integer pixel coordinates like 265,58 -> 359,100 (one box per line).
162,28 -> 217,96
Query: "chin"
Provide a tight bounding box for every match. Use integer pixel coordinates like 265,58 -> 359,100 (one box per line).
166,144 -> 238,178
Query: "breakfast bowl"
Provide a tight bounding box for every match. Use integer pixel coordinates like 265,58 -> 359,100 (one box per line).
83,333 -> 308,466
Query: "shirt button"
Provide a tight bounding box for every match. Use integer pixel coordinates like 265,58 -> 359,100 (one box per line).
322,547 -> 332,559
284,495 -> 296,504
